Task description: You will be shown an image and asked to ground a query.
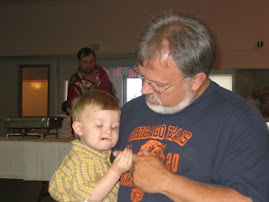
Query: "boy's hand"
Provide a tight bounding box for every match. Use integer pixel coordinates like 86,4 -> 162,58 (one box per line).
111,148 -> 132,173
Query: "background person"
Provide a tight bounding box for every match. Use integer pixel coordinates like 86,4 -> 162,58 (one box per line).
113,11 -> 269,201
66,47 -> 117,116
57,101 -> 73,138
49,90 -> 132,202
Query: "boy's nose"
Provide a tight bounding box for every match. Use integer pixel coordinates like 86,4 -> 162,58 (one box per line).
104,127 -> 112,134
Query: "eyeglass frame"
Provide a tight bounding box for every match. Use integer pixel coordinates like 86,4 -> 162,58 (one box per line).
132,68 -> 187,94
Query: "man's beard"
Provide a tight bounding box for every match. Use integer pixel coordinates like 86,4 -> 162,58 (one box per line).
145,90 -> 195,114
79,67 -> 93,75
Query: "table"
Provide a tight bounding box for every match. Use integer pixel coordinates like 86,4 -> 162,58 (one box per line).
0,138 -> 72,201
0,139 -> 72,181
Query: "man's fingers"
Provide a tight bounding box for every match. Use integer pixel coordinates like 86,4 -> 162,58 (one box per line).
132,152 -> 139,161
132,148 -> 153,162
114,148 -> 152,161
142,148 -> 152,156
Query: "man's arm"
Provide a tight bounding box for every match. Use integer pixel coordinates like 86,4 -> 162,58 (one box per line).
66,82 -> 78,115
131,149 -> 252,202
98,66 -> 118,99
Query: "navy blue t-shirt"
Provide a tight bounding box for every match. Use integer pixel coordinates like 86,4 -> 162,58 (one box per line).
115,81 -> 269,202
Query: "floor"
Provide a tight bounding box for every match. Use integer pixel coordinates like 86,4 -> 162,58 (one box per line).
0,179 -> 56,202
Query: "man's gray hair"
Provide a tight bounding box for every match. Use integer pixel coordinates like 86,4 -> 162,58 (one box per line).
136,11 -> 216,77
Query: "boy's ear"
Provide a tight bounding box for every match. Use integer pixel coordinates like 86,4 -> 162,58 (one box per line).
72,121 -> 82,136
191,72 -> 207,91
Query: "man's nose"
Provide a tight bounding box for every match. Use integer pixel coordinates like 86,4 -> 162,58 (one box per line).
141,82 -> 154,95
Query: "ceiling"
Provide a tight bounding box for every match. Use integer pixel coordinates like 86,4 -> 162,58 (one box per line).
0,0 -> 64,5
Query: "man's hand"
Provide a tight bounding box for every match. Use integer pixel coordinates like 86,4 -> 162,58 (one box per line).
114,149 -> 253,202
113,148 -> 170,193
130,148 -> 170,193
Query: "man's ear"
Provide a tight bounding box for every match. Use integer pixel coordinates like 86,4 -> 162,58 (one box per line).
72,121 -> 82,137
191,72 -> 207,91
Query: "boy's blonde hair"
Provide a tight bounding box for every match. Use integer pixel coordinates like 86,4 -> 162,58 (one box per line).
71,89 -> 120,122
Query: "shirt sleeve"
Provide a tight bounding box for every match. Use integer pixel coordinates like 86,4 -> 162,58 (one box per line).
215,107 -> 269,201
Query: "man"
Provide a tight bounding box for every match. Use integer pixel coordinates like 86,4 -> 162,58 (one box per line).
114,11 -> 269,201
66,47 -> 117,115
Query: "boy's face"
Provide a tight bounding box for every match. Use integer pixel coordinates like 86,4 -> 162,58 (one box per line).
72,108 -> 120,151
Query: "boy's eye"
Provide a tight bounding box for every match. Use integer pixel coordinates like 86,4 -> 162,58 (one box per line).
112,124 -> 120,130
96,124 -> 103,128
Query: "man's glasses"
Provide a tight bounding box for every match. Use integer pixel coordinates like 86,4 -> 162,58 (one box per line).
132,68 -> 186,94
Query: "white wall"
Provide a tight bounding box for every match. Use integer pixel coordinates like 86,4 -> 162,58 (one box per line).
0,0 -> 269,68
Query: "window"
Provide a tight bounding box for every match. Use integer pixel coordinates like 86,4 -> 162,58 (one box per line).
126,77 -> 142,102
